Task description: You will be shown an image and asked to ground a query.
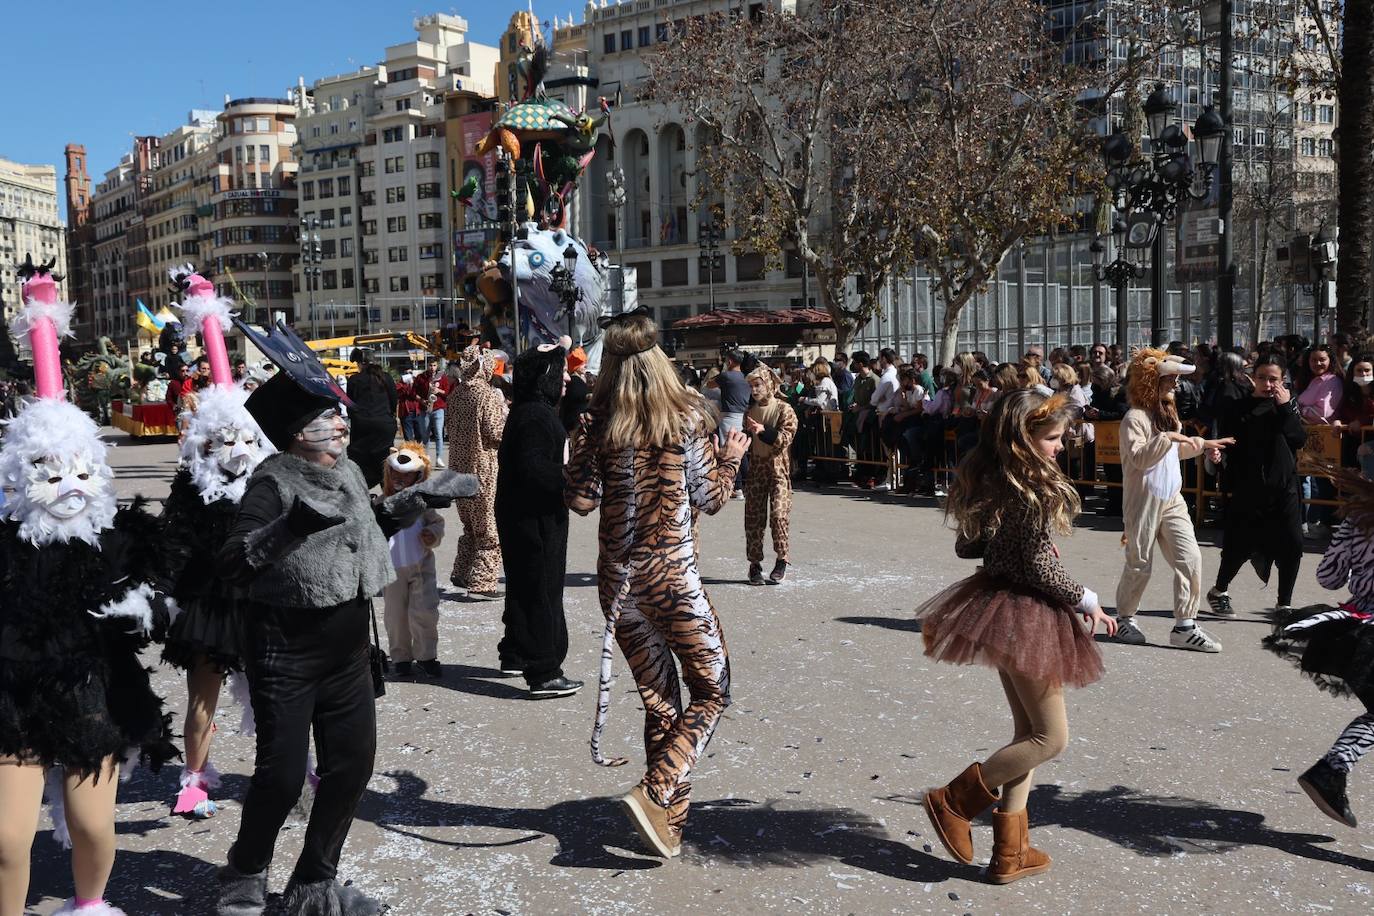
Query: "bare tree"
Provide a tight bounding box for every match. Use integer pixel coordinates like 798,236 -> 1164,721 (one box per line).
1337,0 -> 1374,335
644,3 -> 917,350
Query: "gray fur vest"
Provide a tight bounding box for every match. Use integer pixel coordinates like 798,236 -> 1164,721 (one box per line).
246,453 -> 395,608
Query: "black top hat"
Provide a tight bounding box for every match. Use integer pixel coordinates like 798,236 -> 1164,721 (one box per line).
245,371 -> 341,451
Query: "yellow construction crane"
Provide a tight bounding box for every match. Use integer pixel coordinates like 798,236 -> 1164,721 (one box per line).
305,331 -> 445,377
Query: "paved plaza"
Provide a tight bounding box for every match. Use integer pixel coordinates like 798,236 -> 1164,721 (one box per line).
24,432 -> 1374,914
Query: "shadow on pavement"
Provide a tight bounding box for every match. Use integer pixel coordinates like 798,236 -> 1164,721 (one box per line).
835,614 -> 922,634
1028,784 -> 1374,872
30,841 -> 213,915
360,770 -> 964,882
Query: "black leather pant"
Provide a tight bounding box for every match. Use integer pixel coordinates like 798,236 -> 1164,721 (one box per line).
230,598 -> 376,884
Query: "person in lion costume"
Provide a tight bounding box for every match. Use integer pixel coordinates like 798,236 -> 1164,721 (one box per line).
1113,348 -> 1233,652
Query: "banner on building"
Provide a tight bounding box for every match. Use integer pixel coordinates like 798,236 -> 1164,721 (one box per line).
1174,182 -> 1220,284
455,228 -> 496,277
458,111 -> 497,227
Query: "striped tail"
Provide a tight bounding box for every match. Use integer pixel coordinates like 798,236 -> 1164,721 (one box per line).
590,574 -> 631,768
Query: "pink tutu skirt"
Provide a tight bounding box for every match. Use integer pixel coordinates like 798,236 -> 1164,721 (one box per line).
917,571 -> 1104,688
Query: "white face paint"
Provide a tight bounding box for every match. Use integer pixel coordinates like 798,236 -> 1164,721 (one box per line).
294,408 -> 349,462
23,453 -> 107,521
207,425 -> 267,482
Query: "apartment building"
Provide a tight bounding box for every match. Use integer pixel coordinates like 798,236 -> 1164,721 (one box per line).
353,14 -> 498,334
294,66 -> 384,335
139,112 -> 218,314
88,148 -> 145,342
584,0 -> 804,332
0,157 -> 68,332
206,98 -> 300,321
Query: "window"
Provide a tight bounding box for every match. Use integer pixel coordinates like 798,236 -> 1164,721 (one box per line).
348,119 -> 360,132
257,118 -> 270,132
394,98 -> 411,112
365,278 -> 379,294
360,161 -> 375,177
417,182 -> 440,199
420,273 -> 443,289
1253,128 -> 1268,147
385,156 -> 405,173
656,23 -> 669,42
419,243 -> 442,259
390,67 -> 417,83
340,206 -> 353,227
418,212 -> 443,229
360,190 -> 376,207
1319,105 -> 1335,124
363,249 -> 379,264
301,181 -> 315,201
390,276 -> 410,292
638,25 -> 652,46
387,216 -> 407,232
383,127 -> 404,143
604,33 -> 617,54
1320,138 -> 1334,156
340,238 -> 353,258
341,268 -> 354,288
385,186 -> 406,204
1302,103 -> 1316,122
362,220 -> 377,236
323,270 -> 338,290
321,239 -> 336,259
1233,127 -> 1247,146
318,178 -> 334,199
388,247 -> 408,262
259,144 -> 270,162
319,208 -> 336,228
621,30 -> 632,51
311,127 -> 321,138
416,152 -> 440,169
1301,136 -> 1316,156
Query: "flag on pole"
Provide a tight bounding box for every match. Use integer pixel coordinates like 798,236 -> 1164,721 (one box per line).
136,300 -> 164,334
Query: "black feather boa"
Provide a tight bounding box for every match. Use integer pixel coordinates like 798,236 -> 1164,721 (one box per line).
0,500 -> 179,775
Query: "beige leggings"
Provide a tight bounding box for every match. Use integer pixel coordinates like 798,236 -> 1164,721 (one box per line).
979,671 -> 1069,812
0,756 -> 119,916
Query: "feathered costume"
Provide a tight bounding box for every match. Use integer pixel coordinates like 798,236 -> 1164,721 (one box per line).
159,267 -> 274,818
0,256 -> 175,916
0,259 -> 176,776
162,266 -> 274,673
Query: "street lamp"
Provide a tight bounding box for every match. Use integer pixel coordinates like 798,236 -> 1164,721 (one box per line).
549,243 -> 583,340
255,251 -> 269,325
1101,89 -> 1224,345
1202,0 -> 1236,348
1090,227 -> 1144,350
299,217 -> 323,337
698,221 -> 724,311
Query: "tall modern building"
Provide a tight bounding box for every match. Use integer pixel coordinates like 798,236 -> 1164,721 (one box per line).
0,157 -> 67,332
207,98 -> 300,321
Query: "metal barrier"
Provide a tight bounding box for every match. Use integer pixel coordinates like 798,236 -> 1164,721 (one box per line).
800,412 -> 1369,526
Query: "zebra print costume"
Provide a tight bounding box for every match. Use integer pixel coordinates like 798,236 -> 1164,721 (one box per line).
1326,713 -> 1374,773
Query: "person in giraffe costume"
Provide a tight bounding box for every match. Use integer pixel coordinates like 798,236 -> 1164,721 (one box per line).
743,364 -> 798,585
446,346 -> 507,600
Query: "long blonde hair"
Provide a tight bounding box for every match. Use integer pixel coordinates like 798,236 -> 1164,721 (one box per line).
945,388 -> 1081,541
590,313 -> 710,449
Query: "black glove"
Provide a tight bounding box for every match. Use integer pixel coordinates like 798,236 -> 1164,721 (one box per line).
286,496 -> 346,538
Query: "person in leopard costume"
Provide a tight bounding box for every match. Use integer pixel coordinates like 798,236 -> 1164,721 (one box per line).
743,365 -> 798,585
445,346 -> 506,599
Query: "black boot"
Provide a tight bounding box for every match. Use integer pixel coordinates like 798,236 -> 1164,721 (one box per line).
768,559 -> 788,584
748,562 -> 765,586
1298,759 -> 1357,827
415,659 -> 442,678
215,859 -> 267,916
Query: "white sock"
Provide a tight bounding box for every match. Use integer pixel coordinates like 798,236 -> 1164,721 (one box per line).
1174,619 -> 1196,631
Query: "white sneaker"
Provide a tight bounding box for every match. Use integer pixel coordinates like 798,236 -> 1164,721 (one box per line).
434,456 -> 446,468
873,482 -> 892,492
1169,624 -> 1222,653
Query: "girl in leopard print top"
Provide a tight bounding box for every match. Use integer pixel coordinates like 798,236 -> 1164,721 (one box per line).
918,388 -> 1115,885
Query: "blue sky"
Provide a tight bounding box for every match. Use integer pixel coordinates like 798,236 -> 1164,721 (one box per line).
3,1 -> 529,215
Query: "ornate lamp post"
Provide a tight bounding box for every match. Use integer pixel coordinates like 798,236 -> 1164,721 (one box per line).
549,243 -> 583,340
1090,224 -> 1144,350
698,221 -> 724,311
1102,85 -> 1224,345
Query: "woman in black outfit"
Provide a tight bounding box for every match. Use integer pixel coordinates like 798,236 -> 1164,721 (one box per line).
1205,354 -> 1306,616
344,352 -> 398,489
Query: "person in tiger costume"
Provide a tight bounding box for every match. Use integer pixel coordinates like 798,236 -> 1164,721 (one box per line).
1113,348 -> 1233,652
445,346 -> 507,600
565,308 -> 749,858
743,365 -> 798,585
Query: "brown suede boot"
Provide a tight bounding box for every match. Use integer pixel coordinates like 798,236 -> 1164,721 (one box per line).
922,762 -> 999,865
986,808 -> 1052,884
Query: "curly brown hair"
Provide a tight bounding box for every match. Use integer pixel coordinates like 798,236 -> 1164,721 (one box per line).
945,388 -> 1081,542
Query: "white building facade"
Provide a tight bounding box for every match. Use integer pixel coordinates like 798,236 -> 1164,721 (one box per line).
1,158 -> 67,328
